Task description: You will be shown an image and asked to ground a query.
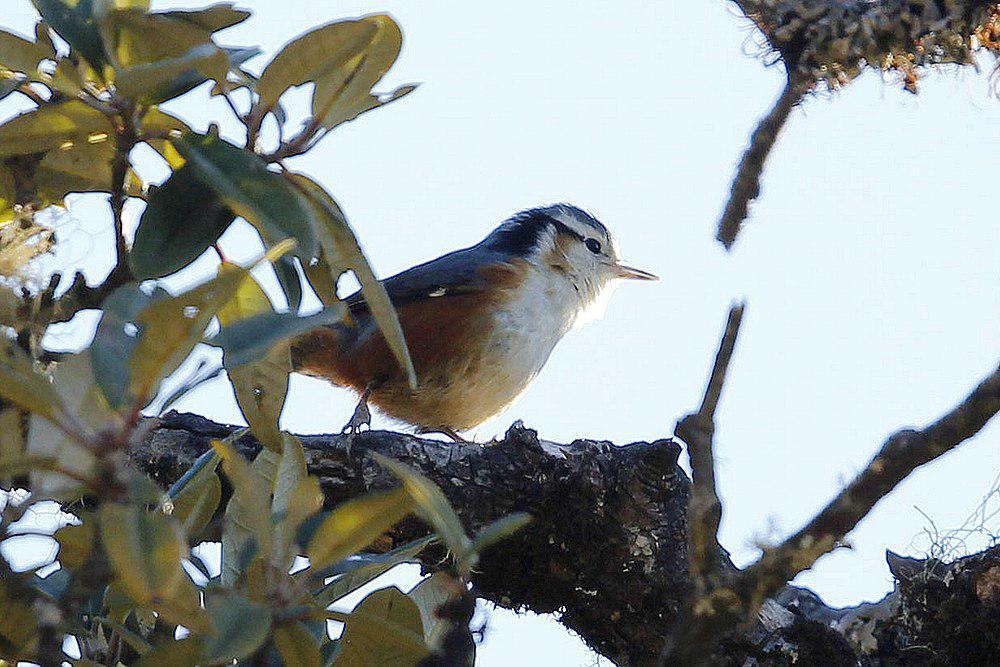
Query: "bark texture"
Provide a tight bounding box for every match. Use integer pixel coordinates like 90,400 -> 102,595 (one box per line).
132,412 -> 1000,666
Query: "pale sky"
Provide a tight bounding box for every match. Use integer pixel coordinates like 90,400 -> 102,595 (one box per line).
3,1 -> 999,665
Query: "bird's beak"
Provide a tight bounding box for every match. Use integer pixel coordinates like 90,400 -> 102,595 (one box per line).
614,263 -> 658,281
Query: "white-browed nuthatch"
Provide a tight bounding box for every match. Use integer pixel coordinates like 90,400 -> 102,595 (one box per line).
292,204 -> 657,440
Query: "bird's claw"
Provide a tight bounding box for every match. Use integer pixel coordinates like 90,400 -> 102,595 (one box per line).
341,399 -> 371,436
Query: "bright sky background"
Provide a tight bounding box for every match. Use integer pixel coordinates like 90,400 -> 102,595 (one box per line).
3,1 -> 999,665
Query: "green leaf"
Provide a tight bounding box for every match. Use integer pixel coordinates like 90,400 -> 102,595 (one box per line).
115,42 -> 228,103
134,636 -> 202,667
321,83 -> 417,133
311,15 -> 402,131
311,536 -> 435,607
99,503 -> 188,607
216,269 -> 288,452
0,337 -> 68,424
470,512 -> 532,556
274,254 -> 303,311
36,139 -> 145,203
0,581 -> 39,657
0,99 -> 113,157
333,587 -> 428,667
214,438 -> 274,583
0,74 -> 28,105
0,28 -> 54,74
128,262 -> 257,405
272,435 -> 322,566
91,284 -> 162,410
255,16 -> 380,111
273,621 -> 322,667
55,517 -> 95,569
31,0 -> 107,70
291,173 -> 416,388
214,306 -> 344,369
306,487 -> 413,571
131,164 -> 235,279
166,450 -> 221,540
160,4 -> 252,33
202,593 -> 273,664
372,453 -> 471,558
408,572 -> 454,648
175,132 -> 318,257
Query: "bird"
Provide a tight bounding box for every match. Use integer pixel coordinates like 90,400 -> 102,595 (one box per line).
290,203 -> 657,441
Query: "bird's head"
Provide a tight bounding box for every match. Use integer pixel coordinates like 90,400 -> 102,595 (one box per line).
486,203 -> 657,320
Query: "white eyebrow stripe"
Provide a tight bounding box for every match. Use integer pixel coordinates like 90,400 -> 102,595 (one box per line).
428,287 -> 447,297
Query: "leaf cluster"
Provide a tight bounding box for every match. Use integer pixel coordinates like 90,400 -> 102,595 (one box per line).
0,2 -> 526,665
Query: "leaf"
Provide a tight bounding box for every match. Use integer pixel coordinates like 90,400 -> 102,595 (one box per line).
372,453 -> 471,558
333,587 -> 428,667
214,306 -> 345,369
408,572 -> 454,648
214,438 -> 273,583
311,15 -> 402,130
273,621 -> 322,667
166,450 -> 221,539
174,132 -> 318,258
99,503 -> 188,607
0,74 -> 28,105
216,269 -> 288,452
272,433 -> 308,522
320,83 -> 417,133
160,4 -> 252,33
129,262 -> 262,405
306,487 -> 413,571
0,99 -> 113,158
134,636 -> 202,667
0,337 -> 67,424
131,164 -> 235,279
255,17 -> 379,110
271,435 -> 322,566
0,581 -> 38,657
91,284 -> 162,410
201,593 -> 273,664
31,0 -> 107,70
56,517 -> 95,569
115,42 -> 228,103
36,139 -> 145,203
470,512 -> 532,556
290,174 -> 416,388
274,254 -> 303,312
311,536 -> 435,607
0,28 -> 54,74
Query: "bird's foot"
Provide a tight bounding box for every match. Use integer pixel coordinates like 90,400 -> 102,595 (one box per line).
441,428 -> 474,444
341,398 -> 371,436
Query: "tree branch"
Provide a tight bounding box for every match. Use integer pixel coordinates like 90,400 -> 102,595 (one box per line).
716,79 -> 807,250
716,0 -> 1000,249
742,361 -> 1000,607
679,303 -> 745,587
135,413 -> 708,666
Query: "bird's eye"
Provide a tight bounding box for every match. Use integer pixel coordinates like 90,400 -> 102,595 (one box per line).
585,238 -> 602,254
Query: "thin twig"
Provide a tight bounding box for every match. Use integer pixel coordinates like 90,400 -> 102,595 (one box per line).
716,76 -> 809,250
680,303 -> 745,585
660,304 -> 746,666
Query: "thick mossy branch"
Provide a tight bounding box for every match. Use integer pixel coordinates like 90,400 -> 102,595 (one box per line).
136,414 -> 703,666
737,0 -> 998,90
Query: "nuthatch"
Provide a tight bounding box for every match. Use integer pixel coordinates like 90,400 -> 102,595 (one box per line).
291,204 -> 657,440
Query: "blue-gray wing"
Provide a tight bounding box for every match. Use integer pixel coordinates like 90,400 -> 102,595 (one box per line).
344,244 -> 510,320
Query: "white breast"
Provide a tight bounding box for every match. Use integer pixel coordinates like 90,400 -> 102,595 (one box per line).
444,267 -> 584,429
